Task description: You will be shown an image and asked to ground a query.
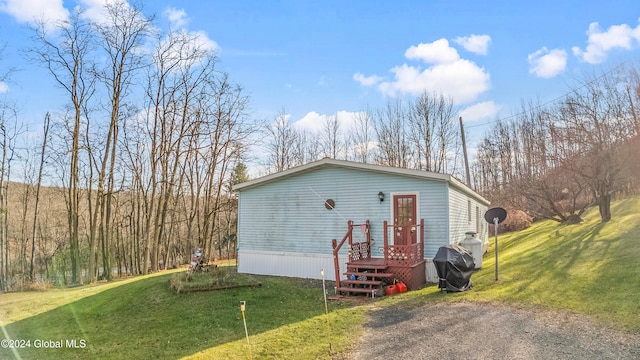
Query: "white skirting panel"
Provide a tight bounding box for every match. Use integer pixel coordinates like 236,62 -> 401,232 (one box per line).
240,250 -> 439,284
238,250 -> 349,281
425,259 -> 438,283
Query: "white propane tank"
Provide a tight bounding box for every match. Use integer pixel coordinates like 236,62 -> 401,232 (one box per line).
460,231 -> 483,269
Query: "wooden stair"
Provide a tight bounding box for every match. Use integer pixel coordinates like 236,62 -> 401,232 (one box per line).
336,259 -> 394,298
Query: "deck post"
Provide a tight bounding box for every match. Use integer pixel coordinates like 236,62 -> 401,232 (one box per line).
365,219 -> 371,258
383,220 -> 389,265
347,220 -> 353,246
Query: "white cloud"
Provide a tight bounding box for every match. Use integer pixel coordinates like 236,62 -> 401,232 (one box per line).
78,0 -> 120,25
0,0 -> 69,30
0,82 -> 8,93
293,111 -> 364,134
0,0 -> 153,33
154,8 -> 218,68
273,112 -> 291,125
405,39 -> 459,64
160,7 -> 217,54
353,73 -> 382,86
78,0 -> 153,29
378,60 -> 490,104
157,29 -> 218,66
293,111 -> 327,133
191,30 -> 218,52
356,38 -> 490,105
572,20 -> 640,64
453,34 -> 491,55
528,47 -> 568,78
458,101 -> 500,122
164,7 -> 188,29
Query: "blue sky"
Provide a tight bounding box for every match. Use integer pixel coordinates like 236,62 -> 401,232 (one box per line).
2,0 -> 640,150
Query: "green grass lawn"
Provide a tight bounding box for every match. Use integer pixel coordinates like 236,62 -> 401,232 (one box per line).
0,264 -> 364,359
1,196 -> 639,359
384,196 -> 640,332
462,196 -> 640,330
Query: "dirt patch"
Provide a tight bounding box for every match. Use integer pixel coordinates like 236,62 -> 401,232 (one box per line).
349,301 -> 640,360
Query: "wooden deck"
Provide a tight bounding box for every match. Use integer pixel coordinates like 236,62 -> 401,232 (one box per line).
348,257 -> 386,268
332,219 -> 426,298
345,257 -> 395,279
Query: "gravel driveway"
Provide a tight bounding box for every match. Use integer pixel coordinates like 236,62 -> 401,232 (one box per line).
350,301 -> 640,360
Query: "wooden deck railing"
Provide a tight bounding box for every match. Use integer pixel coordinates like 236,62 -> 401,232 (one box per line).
383,219 -> 425,266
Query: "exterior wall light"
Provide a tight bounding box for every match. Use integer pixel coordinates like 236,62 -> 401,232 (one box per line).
378,191 -> 385,202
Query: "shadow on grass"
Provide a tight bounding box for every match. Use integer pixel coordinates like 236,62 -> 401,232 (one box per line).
450,197 -> 640,331
346,198 -> 640,341
1,270 -> 348,360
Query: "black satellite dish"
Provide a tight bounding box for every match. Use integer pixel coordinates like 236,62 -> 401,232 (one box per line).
484,207 -> 507,281
484,207 -> 507,224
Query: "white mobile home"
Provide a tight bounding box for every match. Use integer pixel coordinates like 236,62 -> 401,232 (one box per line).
233,158 -> 489,286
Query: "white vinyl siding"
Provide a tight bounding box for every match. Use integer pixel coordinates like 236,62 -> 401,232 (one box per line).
235,159 -> 489,280
237,166 -> 450,278
448,186 -> 489,246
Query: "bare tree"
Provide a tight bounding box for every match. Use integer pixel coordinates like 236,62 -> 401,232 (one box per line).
30,8 -> 96,284
0,106 -> 19,290
553,71 -> 633,222
91,0 -> 152,279
0,36 -> 16,90
198,74 -> 253,262
475,67 -> 638,223
475,102 -> 594,222
266,110 -> 297,172
29,114 -> 50,280
0,0 -> 262,287
0,39 -> 12,290
350,108 -> 374,163
291,129 -> 318,166
409,92 -> 458,173
320,113 -> 342,159
375,98 -> 411,168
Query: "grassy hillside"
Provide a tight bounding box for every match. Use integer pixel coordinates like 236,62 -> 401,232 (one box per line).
463,196 -> 640,330
0,266 -> 364,359
396,196 -> 640,332
1,196 -> 639,359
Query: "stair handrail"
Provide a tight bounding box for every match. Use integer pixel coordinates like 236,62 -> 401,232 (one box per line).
332,220 -> 354,289
332,220 -> 372,288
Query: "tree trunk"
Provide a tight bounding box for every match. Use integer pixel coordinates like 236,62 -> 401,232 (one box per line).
598,194 -> 612,223
30,113 -> 50,280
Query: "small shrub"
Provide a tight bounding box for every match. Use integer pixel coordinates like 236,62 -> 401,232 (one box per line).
169,274 -> 184,293
490,209 -> 532,234
169,266 -> 260,293
26,280 -> 53,292
210,267 -> 227,286
565,214 -> 583,224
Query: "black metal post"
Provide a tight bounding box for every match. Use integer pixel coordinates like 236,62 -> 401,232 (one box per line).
494,217 -> 499,281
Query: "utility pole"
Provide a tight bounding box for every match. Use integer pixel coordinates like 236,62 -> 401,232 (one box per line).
460,117 -> 471,186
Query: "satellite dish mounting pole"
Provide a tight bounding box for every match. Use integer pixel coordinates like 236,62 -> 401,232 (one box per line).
494,217 -> 499,281
484,207 -> 506,282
